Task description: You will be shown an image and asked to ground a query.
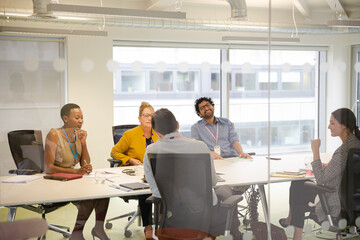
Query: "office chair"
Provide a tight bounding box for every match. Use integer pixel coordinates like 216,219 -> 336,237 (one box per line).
105,124 -> 141,238
7,130 -> 71,239
148,153 -> 243,239
304,148 -> 360,239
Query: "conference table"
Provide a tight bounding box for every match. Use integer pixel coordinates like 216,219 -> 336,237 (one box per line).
0,153 -> 331,224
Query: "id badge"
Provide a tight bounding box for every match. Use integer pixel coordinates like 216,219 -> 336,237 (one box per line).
214,145 -> 221,155
72,163 -> 80,169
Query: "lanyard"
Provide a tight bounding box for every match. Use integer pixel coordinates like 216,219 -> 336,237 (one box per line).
145,137 -> 153,147
144,133 -> 154,147
62,127 -> 78,166
203,121 -> 218,145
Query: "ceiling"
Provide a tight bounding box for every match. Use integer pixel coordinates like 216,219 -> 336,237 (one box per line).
1,0 -> 360,35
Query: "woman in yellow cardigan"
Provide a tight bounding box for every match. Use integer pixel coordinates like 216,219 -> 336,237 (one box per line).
110,101 -> 159,239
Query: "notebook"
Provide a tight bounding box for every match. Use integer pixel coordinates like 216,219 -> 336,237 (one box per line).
119,182 -> 150,190
43,173 -> 83,181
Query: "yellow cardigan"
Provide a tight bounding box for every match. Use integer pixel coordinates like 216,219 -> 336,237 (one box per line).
110,125 -> 159,165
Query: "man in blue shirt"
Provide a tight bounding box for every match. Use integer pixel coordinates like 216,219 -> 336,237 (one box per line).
191,97 -> 252,160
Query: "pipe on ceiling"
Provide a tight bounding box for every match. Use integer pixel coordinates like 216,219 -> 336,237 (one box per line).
225,0 -> 247,19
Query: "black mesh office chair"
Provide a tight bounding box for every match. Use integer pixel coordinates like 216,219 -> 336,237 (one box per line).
305,148 -> 360,239
105,124 -> 141,238
148,153 -> 242,239
7,130 -> 71,239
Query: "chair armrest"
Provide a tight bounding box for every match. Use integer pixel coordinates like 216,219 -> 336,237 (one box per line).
145,195 -> 161,204
8,169 -> 39,175
304,181 -> 336,193
107,158 -> 123,168
220,195 -> 243,208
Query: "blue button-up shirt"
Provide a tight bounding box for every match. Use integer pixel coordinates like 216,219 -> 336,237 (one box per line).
191,117 -> 239,157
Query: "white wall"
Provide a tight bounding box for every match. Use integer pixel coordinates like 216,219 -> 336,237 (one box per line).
66,36 -> 114,169
325,43 -> 351,151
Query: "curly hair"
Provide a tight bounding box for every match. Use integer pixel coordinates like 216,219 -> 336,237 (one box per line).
194,97 -> 214,117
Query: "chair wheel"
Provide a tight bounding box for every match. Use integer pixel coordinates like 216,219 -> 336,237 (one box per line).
124,229 -> 132,238
105,222 -> 113,229
63,233 -> 70,238
128,217 -> 131,221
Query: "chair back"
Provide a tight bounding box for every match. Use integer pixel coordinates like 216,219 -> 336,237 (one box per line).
148,153 -> 213,235
112,124 -> 138,144
7,130 -> 44,173
340,148 -> 360,226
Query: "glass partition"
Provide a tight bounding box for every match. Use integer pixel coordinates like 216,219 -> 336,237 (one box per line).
0,38 -> 65,177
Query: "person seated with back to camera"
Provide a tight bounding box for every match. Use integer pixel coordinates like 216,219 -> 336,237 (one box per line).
143,108 -> 242,239
110,101 -> 159,239
279,108 -> 360,240
44,103 -> 110,240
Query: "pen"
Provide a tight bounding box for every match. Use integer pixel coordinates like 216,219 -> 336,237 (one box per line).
83,159 -> 91,175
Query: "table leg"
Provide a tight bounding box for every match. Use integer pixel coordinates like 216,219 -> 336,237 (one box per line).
258,184 -> 272,240
7,207 -> 17,222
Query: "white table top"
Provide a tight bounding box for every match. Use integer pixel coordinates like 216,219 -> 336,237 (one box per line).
0,166 -> 149,207
0,153 -> 332,207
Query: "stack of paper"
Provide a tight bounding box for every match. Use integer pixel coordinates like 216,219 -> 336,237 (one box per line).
271,171 -> 306,178
1,175 -> 42,183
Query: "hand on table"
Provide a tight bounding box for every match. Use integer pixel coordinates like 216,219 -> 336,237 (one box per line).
239,153 -> 252,159
79,163 -> 92,175
211,151 -> 223,160
129,158 -> 142,165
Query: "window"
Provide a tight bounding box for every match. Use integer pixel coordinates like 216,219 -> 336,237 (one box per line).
113,46 -> 221,134
120,71 -> 146,92
113,45 -> 323,154
176,71 -> 199,92
150,71 -> 173,92
0,38 -> 66,176
258,71 -> 278,90
352,45 -> 360,126
229,49 -> 320,154
282,72 -> 301,90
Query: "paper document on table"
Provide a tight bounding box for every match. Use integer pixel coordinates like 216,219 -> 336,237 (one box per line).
271,171 -> 306,178
216,175 -> 226,182
102,168 -> 124,175
2,175 -> 42,183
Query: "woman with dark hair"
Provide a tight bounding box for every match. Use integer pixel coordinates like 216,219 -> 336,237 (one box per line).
44,103 -> 110,240
279,108 -> 360,240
